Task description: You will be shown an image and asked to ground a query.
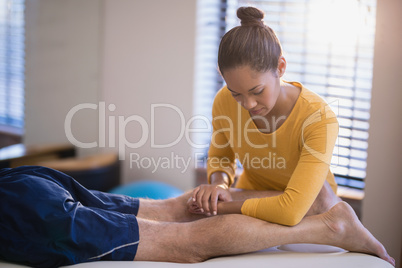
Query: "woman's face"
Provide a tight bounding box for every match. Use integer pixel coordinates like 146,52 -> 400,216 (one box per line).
223,65 -> 281,117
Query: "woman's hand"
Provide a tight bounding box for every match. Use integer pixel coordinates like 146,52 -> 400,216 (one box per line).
190,183 -> 232,216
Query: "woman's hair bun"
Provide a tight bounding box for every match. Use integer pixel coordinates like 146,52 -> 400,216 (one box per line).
237,6 -> 265,27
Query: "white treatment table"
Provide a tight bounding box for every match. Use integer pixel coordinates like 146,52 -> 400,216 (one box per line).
0,244 -> 393,268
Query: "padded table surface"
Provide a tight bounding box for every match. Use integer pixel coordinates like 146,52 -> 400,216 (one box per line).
0,244 -> 393,268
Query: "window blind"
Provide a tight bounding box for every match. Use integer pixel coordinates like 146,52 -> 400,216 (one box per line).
193,0 -> 227,157
194,0 -> 377,190
0,0 -> 25,130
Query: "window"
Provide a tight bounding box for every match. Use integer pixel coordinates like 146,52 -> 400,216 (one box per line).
194,0 -> 377,190
0,0 -> 25,130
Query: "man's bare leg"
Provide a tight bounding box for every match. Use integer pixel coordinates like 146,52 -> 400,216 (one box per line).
134,201 -> 394,266
136,192 -> 206,222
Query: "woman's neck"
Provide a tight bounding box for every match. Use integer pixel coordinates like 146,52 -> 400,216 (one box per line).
267,80 -> 300,119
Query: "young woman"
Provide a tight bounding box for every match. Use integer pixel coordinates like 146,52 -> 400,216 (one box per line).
190,6 -> 345,226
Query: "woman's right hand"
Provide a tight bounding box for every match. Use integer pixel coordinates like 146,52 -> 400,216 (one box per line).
191,183 -> 232,216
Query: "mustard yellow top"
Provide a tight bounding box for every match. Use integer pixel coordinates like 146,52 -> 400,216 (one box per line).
207,82 -> 339,226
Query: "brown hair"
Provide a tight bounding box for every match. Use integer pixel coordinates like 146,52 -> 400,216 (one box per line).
218,6 -> 282,75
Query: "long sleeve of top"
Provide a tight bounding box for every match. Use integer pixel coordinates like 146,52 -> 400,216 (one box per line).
207,82 -> 339,226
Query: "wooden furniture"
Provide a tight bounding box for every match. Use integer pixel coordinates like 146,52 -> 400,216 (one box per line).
0,144 -> 120,192
39,152 -> 121,192
0,129 -> 22,149
0,143 -> 76,169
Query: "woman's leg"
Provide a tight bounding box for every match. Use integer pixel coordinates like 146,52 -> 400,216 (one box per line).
134,201 -> 394,266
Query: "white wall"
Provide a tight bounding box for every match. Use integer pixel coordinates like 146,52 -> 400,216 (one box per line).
362,0 -> 402,267
100,0 -> 196,189
24,0 -> 102,157
24,0 -> 197,190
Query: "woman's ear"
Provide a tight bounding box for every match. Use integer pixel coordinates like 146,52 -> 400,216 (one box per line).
277,56 -> 287,77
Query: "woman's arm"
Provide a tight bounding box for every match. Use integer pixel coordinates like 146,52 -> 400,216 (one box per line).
241,107 -> 339,226
193,89 -> 237,215
217,181 -> 339,217
209,171 -> 231,186
217,189 -> 282,215
217,200 -> 243,214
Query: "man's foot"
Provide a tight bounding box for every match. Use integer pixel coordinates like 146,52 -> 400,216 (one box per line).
322,202 -> 395,266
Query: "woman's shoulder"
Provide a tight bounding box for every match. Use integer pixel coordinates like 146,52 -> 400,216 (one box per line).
284,81 -> 331,110
214,85 -> 232,101
299,84 -> 329,108
212,86 -> 237,113
286,81 -> 337,124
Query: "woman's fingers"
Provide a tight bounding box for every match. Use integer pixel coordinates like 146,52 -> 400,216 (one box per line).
192,184 -> 231,216
202,190 -> 212,215
192,186 -> 200,202
210,190 -> 219,215
196,188 -> 206,212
